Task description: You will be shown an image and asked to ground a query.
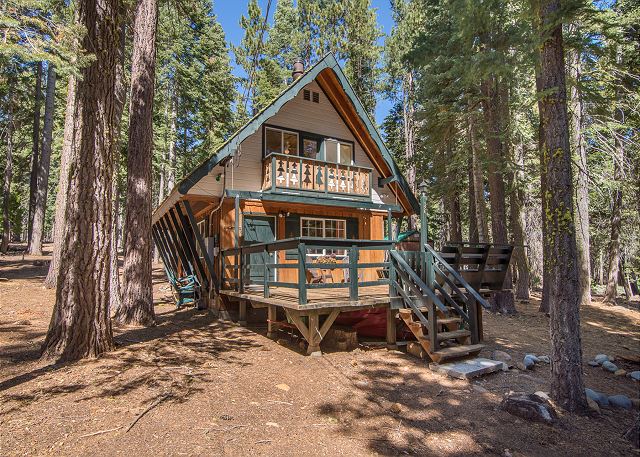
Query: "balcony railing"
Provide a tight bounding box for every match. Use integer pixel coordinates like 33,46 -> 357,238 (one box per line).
262,153 -> 372,198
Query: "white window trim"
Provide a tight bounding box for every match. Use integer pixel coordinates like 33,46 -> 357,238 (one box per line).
265,127 -> 299,156
300,217 -> 347,258
323,138 -> 354,165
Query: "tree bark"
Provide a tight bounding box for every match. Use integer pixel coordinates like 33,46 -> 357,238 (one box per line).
480,76 -> 516,314
28,64 -> 56,256
604,55 -> 625,303
403,71 -> 418,230
468,153 -> 479,243
28,61 -> 43,244
44,75 -> 77,288
569,41 -> 591,307
468,113 -> 488,242
538,0 -> 587,413
115,0 -> 158,326
167,87 -> 177,191
509,141 -> 530,300
1,74 -> 15,254
109,19 -> 127,314
41,0 -> 121,362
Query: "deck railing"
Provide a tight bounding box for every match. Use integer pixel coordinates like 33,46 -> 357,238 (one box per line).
262,153 -> 373,198
221,237 -> 394,305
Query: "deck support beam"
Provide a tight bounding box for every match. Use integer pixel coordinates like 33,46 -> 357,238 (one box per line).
386,306 -> 397,350
239,299 -> 247,326
267,305 -> 277,338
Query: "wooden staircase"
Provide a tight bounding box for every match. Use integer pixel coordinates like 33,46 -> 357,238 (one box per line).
390,246 -> 491,363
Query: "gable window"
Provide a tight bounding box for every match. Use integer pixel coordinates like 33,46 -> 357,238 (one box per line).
265,127 -> 299,156
324,139 -> 353,165
301,217 -> 346,258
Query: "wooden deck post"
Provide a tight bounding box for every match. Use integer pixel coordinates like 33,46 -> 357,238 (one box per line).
386,306 -> 397,350
267,305 -> 276,338
239,299 -> 247,326
307,311 -> 321,356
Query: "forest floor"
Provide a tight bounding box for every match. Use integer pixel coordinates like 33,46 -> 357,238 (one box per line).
1,244 -> 639,457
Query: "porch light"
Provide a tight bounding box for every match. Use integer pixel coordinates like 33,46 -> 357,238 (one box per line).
418,180 -> 428,196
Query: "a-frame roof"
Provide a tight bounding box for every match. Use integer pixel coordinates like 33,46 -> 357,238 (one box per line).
159,53 -> 419,218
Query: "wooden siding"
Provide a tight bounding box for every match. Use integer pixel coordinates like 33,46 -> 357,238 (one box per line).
217,199 -> 386,284
186,80 -> 398,206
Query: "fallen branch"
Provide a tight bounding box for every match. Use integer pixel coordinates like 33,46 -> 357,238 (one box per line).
126,393 -> 171,432
80,426 -> 122,438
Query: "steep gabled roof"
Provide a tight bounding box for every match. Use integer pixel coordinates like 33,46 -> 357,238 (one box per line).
165,53 -> 418,216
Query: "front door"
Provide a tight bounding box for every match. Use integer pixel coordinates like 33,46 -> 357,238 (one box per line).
242,215 -> 276,284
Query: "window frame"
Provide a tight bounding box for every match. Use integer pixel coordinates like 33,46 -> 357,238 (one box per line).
300,216 -> 347,258
264,126 -> 300,156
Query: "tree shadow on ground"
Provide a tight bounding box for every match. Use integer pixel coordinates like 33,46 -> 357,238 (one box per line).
0,307 -> 262,417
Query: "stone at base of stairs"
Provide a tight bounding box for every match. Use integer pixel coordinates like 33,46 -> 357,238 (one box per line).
429,357 -> 507,380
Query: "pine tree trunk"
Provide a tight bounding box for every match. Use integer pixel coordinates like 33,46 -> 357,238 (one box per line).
538,0 -> 587,413
480,76 -> 516,314
167,88 -> 177,191
28,62 -> 43,244
41,0 -> 121,362
115,0 -> 158,326
109,19 -> 127,314
28,64 -> 56,256
44,75 -> 77,288
604,60 -> 625,303
403,71 -> 418,230
510,141 -> 530,300
569,43 -> 591,306
469,113 -> 488,242
1,74 -> 15,254
468,154 -> 479,243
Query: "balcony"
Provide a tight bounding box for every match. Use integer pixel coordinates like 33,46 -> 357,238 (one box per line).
262,153 -> 372,199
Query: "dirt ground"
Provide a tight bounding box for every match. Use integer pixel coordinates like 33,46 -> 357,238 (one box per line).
1,244 -> 639,457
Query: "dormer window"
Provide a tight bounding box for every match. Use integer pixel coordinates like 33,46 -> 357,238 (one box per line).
265,127 -> 299,156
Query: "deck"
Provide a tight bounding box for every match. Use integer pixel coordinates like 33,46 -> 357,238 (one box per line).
220,284 -> 392,311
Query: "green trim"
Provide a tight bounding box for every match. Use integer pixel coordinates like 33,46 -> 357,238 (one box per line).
224,189 -> 403,213
379,176 -> 398,186
174,53 -> 418,214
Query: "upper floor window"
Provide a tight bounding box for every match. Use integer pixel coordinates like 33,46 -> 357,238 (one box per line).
324,139 -> 353,166
266,127 -> 298,156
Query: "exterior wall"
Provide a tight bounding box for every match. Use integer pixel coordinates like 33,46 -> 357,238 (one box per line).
193,80 -> 398,206
217,198 -> 386,285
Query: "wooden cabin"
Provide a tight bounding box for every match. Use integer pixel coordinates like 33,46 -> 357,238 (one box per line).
152,54 -> 510,361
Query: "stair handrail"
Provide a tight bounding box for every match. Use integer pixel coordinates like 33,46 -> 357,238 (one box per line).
389,250 -> 448,314
425,243 -> 491,310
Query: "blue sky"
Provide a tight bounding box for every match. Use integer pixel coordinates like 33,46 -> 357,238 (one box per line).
212,0 -> 395,125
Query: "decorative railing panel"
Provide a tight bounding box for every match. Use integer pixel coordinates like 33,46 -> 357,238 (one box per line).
262,153 -> 372,198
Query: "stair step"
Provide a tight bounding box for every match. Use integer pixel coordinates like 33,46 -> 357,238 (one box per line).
430,344 -> 485,363
438,317 -> 462,325
398,309 -> 413,317
437,329 -> 471,341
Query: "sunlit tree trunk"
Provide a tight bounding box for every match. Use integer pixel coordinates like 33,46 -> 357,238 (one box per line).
538,0 -> 587,412
1,73 -> 15,254
28,64 -> 56,256
27,62 -> 43,245
115,0 -> 158,326
41,0 -> 121,362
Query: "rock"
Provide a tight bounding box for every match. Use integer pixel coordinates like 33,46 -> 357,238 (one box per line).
533,391 -> 550,401
354,380 -> 369,389
588,361 -> 599,367
614,369 -> 627,376
594,354 -> 609,365
629,371 -> 640,381
390,402 -> 402,413
473,384 -> 488,394
406,341 -> 427,359
525,354 -> 540,363
601,360 -> 618,373
265,422 -> 280,428
276,338 -> 289,346
585,388 -> 610,408
523,355 -> 536,369
631,398 -> 640,408
516,362 -> 527,371
491,350 -> 512,362
586,396 -> 600,414
608,394 -> 632,410
537,355 -> 550,364
503,449 -> 513,457
275,383 -> 290,392
323,326 -> 358,351
500,393 -> 557,425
